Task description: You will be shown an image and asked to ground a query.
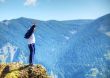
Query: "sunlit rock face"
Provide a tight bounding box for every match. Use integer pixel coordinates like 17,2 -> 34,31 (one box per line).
0,43 -> 27,63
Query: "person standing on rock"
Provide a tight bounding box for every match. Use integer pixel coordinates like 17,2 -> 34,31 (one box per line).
24,24 -> 36,65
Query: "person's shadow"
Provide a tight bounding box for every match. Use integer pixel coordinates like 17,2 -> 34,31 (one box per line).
0,65 -> 32,78
11,65 -> 33,78
0,65 -> 10,78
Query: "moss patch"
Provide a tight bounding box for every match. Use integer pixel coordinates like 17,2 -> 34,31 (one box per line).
0,63 -> 51,78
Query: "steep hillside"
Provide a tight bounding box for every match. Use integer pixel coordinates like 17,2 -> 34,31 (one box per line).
54,14 -> 110,78
0,14 -> 110,78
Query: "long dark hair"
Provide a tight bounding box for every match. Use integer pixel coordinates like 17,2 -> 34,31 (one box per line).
24,24 -> 36,39
29,24 -> 36,33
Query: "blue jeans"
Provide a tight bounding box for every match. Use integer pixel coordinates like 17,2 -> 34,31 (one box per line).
28,43 -> 35,64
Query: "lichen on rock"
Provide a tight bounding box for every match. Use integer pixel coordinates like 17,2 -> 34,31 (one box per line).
0,62 -> 51,78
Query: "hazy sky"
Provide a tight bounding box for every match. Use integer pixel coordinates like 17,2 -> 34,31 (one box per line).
0,0 -> 110,21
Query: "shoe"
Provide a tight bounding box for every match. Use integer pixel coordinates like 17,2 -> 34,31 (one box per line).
29,64 -> 33,66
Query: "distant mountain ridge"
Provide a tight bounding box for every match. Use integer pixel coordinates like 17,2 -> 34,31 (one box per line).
0,14 -> 110,78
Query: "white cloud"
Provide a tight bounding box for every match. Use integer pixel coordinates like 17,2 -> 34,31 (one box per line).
24,0 -> 38,6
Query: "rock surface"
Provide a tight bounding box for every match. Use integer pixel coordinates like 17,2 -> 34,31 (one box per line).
0,62 -> 51,78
